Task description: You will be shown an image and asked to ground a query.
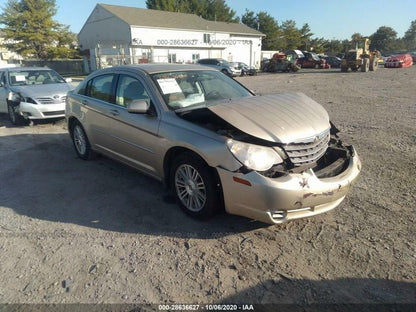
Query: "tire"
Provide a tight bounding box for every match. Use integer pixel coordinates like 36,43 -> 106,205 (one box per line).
170,153 -> 221,219
70,120 -> 96,160
370,58 -> 378,71
7,101 -> 25,126
361,58 -> 369,72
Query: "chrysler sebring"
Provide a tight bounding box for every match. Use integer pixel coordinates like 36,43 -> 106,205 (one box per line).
65,64 -> 361,224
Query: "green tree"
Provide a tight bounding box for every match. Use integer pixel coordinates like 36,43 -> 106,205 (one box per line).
369,26 -> 398,52
280,20 -> 302,50
403,20 -> 416,50
0,0 -> 77,59
298,23 -> 314,51
146,0 -> 239,22
242,10 -> 280,50
323,39 -> 344,53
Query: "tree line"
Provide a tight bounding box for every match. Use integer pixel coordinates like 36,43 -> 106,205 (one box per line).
1,0 -> 415,60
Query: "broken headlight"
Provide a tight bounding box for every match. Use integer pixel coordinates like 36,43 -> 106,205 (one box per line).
227,139 -> 283,171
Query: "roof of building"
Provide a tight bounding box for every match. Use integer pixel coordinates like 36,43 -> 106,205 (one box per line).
98,3 -> 264,37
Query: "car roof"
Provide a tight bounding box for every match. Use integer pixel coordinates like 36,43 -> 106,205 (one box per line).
96,64 -> 218,75
3,66 -> 52,72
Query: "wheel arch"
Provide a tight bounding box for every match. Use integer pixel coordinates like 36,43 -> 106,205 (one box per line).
67,116 -> 79,134
163,147 -> 222,191
164,146 -> 225,213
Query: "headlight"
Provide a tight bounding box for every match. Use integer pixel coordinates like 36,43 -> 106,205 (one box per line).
8,91 -> 23,102
8,91 -> 37,104
227,139 -> 283,171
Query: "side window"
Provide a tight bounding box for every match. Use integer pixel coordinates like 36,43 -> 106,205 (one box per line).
115,75 -> 149,107
0,72 -> 5,85
86,74 -> 114,103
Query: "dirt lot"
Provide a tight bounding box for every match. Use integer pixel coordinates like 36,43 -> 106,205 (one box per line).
0,67 -> 415,308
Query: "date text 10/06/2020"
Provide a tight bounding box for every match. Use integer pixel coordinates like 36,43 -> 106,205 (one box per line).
158,304 -> 255,311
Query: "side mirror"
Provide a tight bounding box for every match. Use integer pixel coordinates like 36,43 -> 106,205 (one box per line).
127,100 -> 150,114
65,78 -> 72,83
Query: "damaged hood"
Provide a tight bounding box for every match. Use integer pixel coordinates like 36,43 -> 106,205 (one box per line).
208,93 -> 330,144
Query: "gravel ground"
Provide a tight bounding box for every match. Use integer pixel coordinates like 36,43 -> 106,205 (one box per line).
0,66 -> 415,308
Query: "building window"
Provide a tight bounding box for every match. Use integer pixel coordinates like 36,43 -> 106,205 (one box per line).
192,54 -> 200,63
168,53 -> 176,63
203,34 -> 210,43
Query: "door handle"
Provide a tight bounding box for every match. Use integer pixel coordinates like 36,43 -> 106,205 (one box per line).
109,109 -> 119,116
81,100 -> 89,106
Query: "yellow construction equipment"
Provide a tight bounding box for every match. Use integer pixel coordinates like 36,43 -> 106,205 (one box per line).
341,38 -> 380,72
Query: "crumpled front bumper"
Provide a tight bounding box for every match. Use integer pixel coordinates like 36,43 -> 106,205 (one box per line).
18,101 -> 66,119
217,147 -> 361,224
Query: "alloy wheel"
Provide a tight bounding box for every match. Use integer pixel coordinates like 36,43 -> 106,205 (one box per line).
73,125 -> 87,155
175,164 -> 206,212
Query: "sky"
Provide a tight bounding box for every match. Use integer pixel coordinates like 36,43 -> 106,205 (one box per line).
1,0 -> 415,40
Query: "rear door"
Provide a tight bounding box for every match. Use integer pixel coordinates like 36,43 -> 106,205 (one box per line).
0,71 -> 8,113
80,73 -> 118,151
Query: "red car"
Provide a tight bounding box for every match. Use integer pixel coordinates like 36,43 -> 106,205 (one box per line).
296,52 -> 326,68
384,54 -> 413,68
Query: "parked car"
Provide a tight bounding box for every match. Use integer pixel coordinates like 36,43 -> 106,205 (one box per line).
231,62 -> 257,76
384,54 -> 413,68
409,51 -> 416,63
66,64 -> 361,224
323,56 -> 342,68
197,58 -> 241,76
296,52 -> 325,68
0,67 -> 74,125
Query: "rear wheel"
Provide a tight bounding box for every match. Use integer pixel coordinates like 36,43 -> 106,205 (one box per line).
370,58 -> 378,71
70,121 -> 96,160
170,153 -> 221,219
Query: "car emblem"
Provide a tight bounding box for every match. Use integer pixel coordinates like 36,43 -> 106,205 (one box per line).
53,95 -> 60,99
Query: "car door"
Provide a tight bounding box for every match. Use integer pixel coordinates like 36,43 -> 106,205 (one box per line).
107,74 -> 161,178
0,71 -> 9,113
81,73 -> 118,151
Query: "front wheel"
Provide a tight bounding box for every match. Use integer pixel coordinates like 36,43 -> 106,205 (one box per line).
7,101 -> 25,126
70,121 -> 96,160
171,153 -> 221,219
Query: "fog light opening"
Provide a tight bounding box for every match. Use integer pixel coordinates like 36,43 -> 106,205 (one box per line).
271,210 -> 287,220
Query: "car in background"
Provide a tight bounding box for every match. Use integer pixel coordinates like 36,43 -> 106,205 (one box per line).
296,52 -> 325,68
0,67 -> 74,125
323,56 -> 342,68
384,54 -> 413,68
231,62 -> 257,76
197,58 -> 241,76
409,52 -> 416,63
66,64 -> 361,224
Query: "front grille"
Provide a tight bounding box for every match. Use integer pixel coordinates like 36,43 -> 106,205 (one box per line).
283,130 -> 330,166
43,110 -> 65,116
36,96 -> 66,104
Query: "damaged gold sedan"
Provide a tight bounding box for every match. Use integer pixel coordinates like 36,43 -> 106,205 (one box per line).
66,64 -> 361,224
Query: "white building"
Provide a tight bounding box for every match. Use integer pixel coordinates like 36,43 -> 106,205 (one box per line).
78,4 -> 264,72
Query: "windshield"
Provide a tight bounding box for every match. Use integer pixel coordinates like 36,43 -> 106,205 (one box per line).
8,69 -> 66,86
151,70 -> 252,110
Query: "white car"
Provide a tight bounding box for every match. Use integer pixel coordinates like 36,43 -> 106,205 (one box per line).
0,67 -> 74,125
